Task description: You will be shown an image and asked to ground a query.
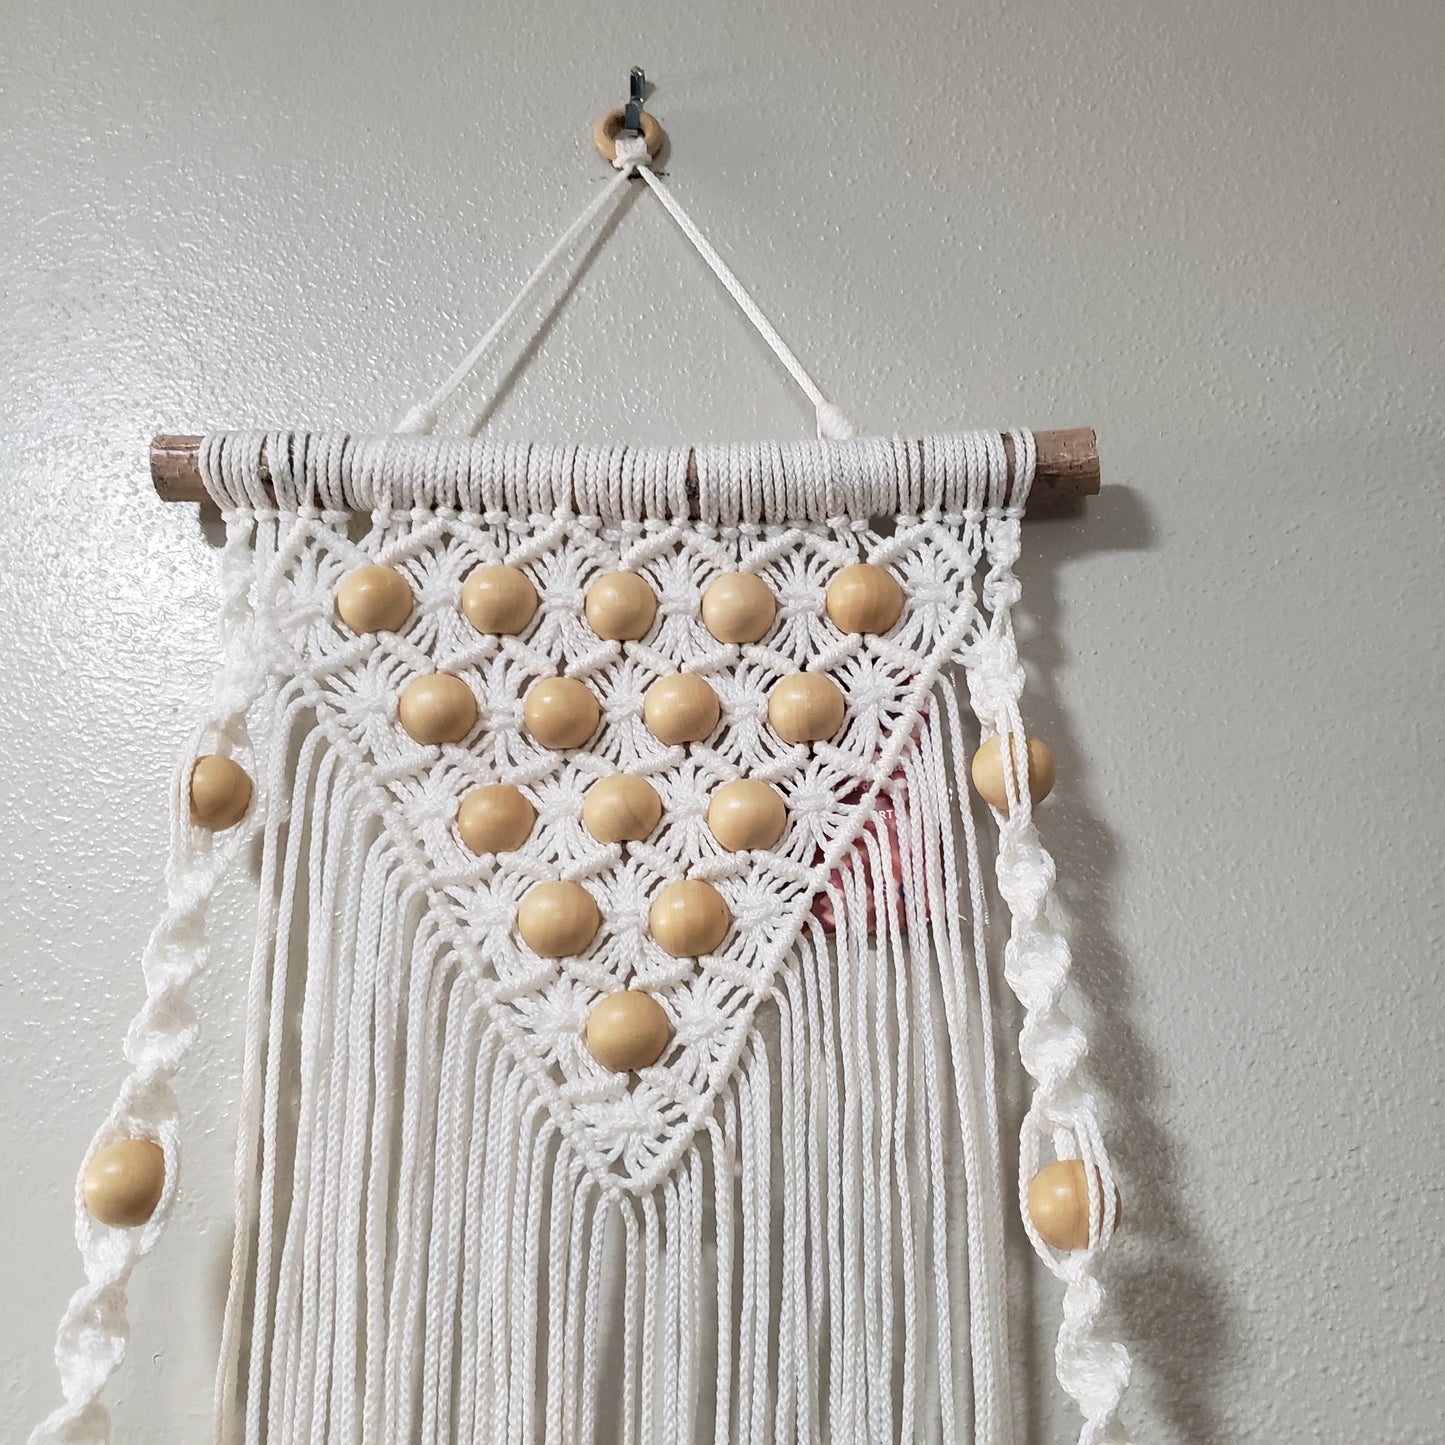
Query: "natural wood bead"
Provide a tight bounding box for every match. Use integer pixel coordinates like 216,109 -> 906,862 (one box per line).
461,564 -> 538,635
336,563 -> 413,634
644,674 -> 720,746
457,784 -> 535,854
83,1138 -> 165,1228
701,572 -> 776,644
524,676 -> 601,750
517,881 -> 601,957
587,990 -> 670,1072
826,562 -> 905,635
189,755 -> 252,830
583,775 -> 662,844
1027,1159 -> 1120,1251
398,673 -> 478,745
593,107 -> 666,163
650,879 -> 730,957
585,571 -> 658,641
970,734 -> 1056,813
708,779 -> 786,852
768,673 -> 846,744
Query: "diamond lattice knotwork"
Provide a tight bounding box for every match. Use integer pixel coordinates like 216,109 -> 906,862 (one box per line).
257,511 -> 981,1191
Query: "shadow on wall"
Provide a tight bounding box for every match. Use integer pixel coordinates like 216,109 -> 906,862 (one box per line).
1016,483 -> 1236,1444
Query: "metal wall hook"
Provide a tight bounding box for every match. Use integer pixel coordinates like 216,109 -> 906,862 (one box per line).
592,69 -> 664,165
622,66 -> 646,134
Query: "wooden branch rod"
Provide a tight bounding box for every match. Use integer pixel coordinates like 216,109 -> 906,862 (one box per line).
150,428 -> 1099,513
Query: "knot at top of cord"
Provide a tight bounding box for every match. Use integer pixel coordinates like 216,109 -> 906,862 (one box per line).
612,133 -> 653,172
815,402 -> 857,440
394,404 -> 440,436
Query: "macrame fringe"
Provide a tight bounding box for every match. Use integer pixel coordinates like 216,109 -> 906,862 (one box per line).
33,429 -> 1133,1444
201,685 -> 1018,1444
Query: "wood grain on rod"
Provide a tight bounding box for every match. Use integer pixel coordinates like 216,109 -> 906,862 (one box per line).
151,429 -> 1100,513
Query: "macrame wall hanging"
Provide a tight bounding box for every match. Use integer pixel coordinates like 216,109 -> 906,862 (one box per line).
34,74 -> 1132,1445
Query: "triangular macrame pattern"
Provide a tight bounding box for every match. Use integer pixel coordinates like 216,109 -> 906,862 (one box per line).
253,485 -> 981,1189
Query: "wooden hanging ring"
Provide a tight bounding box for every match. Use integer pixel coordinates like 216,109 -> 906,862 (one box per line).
593,108 -> 666,164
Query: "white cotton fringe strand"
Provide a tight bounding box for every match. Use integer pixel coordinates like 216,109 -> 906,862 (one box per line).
189,679 -> 1018,1445
30,515 -> 269,1444
965,432 -> 1132,1444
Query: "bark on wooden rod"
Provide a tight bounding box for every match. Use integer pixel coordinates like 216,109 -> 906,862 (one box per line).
151,429 -> 1100,514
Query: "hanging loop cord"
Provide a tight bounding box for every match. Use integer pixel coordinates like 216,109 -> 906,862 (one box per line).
395,132 -> 857,441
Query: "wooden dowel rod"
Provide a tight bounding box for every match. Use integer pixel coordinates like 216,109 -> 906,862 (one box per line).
150,428 -> 1099,513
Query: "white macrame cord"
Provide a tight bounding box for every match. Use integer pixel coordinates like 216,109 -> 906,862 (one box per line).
34,126 -> 1131,1445
395,133 -> 856,443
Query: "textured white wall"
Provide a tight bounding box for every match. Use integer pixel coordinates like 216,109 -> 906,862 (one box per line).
3,2 -> 1443,1440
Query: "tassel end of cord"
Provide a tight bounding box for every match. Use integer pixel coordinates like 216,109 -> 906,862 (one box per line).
394,404 -> 439,436
816,402 -> 858,440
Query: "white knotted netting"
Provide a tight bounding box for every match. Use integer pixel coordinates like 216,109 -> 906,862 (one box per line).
35,426 -> 1130,1445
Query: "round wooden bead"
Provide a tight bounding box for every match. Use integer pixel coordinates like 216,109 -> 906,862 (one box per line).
517,881 -> 601,957
83,1138 -> 165,1228
457,785 -> 535,854
1026,1159 -> 1120,1251
768,673 -> 846,744
398,673 -> 478,745
701,572 -> 776,644
826,562 -> 905,635
644,674 -> 720,745
586,990 -> 670,1072
708,779 -> 786,852
336,563 -> 413,634
583,775 -> 663,844
189,755 -> 252,830
585,571 -> 657,641
461,564 -> 538,635
970,735 -> 1056,814
650,879 -> 730,957
524,676 -> 600,750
